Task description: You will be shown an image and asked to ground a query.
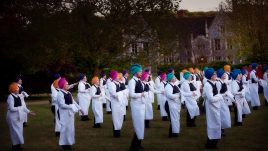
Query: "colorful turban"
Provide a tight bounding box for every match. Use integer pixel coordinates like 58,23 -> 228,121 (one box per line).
217,68 -> 225,78
183,71 -> 191,79
160,72 -> 167,81
251,63 -> 258,69
188,68 -> 194,73
224,65 -> 231,72
58,78 -> 68,89
53,79 -> 60,88
194,68 -> 200,73
110,70 -> 118,80
54,73 -> 61,80
231,69 -> 241,79
203,66 -> 209,72
181,69 -> 188,73
167,73 -> 175,81
78,73 -> 85,81
205,68 -> 215,79
122,70 -> 128,76
118,72 -> 123,79
91,76 -> 99,85
15,75 -> 22,83
141,72 -> 149,81
130,64 -> 142,75
9,82 -> 19,93
100,71 -> 106,78
241,69 -> 247,75
168,68 -> 174,74
157,70 -> 162,76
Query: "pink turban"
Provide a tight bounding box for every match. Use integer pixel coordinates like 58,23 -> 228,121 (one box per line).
58,78 -> 68,89
110,70 -> 118,80
160,72 -> 167,81
141,72 -> 149,81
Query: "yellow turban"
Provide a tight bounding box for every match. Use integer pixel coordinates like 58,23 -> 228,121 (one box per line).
181,69 -> 188,73
53,79 -> 60,88
188,67 -> 194,73
118,73 -> 123,79
224,65 -> 231,72
9,82 -> 19,93
91,76 -> 99,85
194,68 -> 200,73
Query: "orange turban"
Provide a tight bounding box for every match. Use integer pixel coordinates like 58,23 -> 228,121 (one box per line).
53,79 -> 60,88
9,82 -> 19,93
188,67 -> 194,73
91,76 -> 99,85
224,65 -> 231,72
181,69 -> 188,73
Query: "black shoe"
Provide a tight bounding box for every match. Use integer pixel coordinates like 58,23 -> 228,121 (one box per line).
126,106 -> 128,110
162,116 -> 168,121
12,144 -> 23,150
55,132 -> 60,137
107,111 -> 112,114
23,122 -> 28,127
242,114 -> 246,118
61,145 -> 72,150
265,100 -> 268,106
157,105 -> 160,110
252,106 -> 259,110
235,122 -> 243,126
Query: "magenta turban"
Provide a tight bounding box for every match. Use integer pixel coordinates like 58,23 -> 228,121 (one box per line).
58,78 -> 68,89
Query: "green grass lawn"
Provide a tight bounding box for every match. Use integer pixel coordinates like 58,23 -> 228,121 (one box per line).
1,95 -> 268,151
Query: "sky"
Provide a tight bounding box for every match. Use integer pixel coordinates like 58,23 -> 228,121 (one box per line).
180,0 -> 224,12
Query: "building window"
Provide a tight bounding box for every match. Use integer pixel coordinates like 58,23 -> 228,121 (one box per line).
216,56 -> 221,60
131,43 -> 138,54
214,39 -> 221,50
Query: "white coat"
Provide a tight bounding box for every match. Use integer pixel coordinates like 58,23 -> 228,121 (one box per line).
181,80 -> 200,119
142,82 -> 153,120
263,72 -> 268,102
108,81 -> 124,130
129,76 -> 145,140
165,83 -> 181,134
18,84 -> 29,123
249,70 -> 260,107
216,80 -> 232,129
159,81 -> 168,117
77,81 -> 91,116
58,90 -> 81,146
231,80 -> 251,122
148,78 -> 155,103
100,78 -> 107,104
6,93 -> 30,145
105,78 -> 112,112
203,80 -> 222,140
242,75 -> 251,102
91,85 -> 103,124
154,76 -> 161,105
51,85 -> 61,132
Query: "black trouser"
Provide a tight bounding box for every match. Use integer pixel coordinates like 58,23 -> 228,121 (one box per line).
206,137 -> 219,149
112,123 -> 120,137
186,110 -> 196,127
165,101 -> 173,137
145,120 -> 150,128
130,133 -> 141,150
51,105 -> 55,115
93,117 -> 101,128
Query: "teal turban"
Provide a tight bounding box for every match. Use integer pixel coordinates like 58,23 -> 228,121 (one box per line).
130,64 -> 142,75
183,71 -> 191,79
167,73 -> 175,81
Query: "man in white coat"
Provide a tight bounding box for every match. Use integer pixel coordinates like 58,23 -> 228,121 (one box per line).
109,70 -> 125,137
77,73 -> 91,121
203,68 -> 222,149
57,78 -> 84,150
216,68 -> 232,136
181,71 -> 199,127
231,69 -> 251,126
249,63 -> 261,110
6,82 -> 36,150
165,73 -> 181,137
100,71 -> 107,108
263,67 -> 268,106
91,76 -> 103,128
129,64 -> 145,151
51,77 -> 61,137
154,70 -> 162,110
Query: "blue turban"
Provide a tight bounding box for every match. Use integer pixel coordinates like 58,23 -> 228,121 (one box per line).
241,69 -> 247,75
251,63 -> 258,69
122,70 -> 128,76
231,69 -> 241,79
157,70 -> 162,76
78,73 -> 85,81
130,64 -> 142,75
183,71 -> 191,79
217,68 -> 225,78
263,66 -> 268,73
167,73 -> 175,81
168,68 -> 174,74
205,68 -> 215,79
53,73 -> 61,80
100,71 -> 106,78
